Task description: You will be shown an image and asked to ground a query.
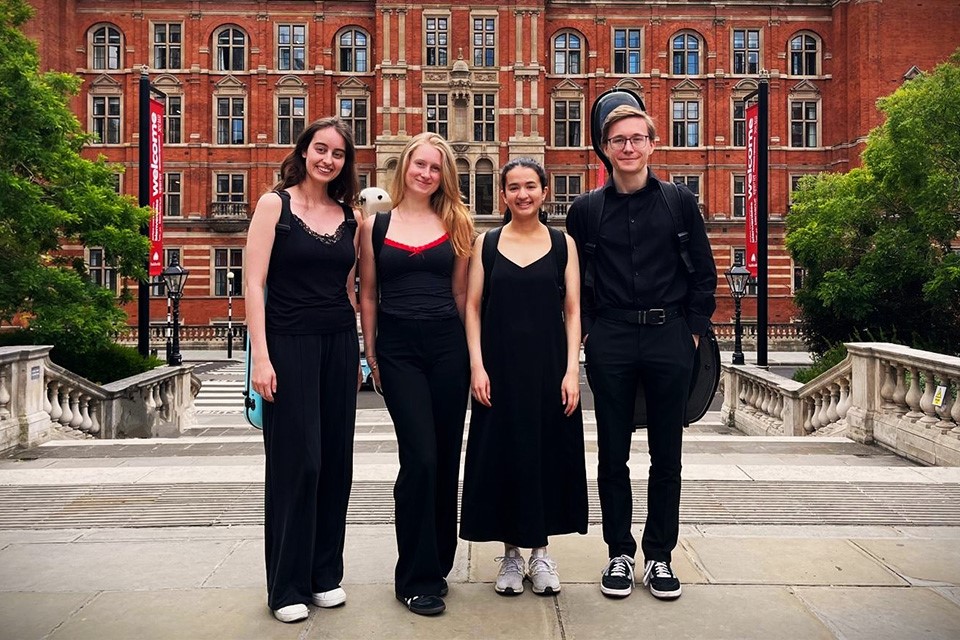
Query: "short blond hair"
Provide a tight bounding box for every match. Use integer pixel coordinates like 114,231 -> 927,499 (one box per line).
602,105 -> 657,144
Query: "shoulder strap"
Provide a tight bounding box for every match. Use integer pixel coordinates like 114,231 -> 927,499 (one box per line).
274,189 -> 292,236
372,211 -> 391,260
658,179 -> 696,275
340,202 -> 358,239
583,187 -> 605,293
548,227 -> 568,299
480,228 -> 502,313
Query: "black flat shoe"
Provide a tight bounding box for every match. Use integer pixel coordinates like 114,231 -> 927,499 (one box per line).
440,579 -> 449,597
397,594 -> 446,616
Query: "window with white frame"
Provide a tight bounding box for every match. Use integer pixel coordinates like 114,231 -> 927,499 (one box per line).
91,25 -> 121,70
672,175 -> 701,202
472,17 -> 496,67
426,93 -> 449,139
733,174 -> 745,218
553,99 -> 582,147
790,99 -> 818,148
733,29 -> 760,75
164,94 -> 182,144
277,96 -> 305,145
552,174 -> 582,218
216,96 -> 245,145
790,33 -> 820,76
91,95 -> 121,144
214,173 -> 246,216
732,99 -> 747,147
671,32 -> 700,75
672,100 -> 700,147
88,248 -> 118,292
338,28 -> 368,73
339,97 -> 368,146
277,24 -> 306,71
732,248 -> 758,295
553,31 -> 582,74
793,264 -> 806,292
425,16 -> 449,67
153,23 -> 181,70
473,94 -> 495,142
788,174 -> 805,212
613,28 -> 642,75
215,26 -> 246,71
475,158 -> 495,216
154,247 -> 182,296
214,248 -> 243,297
165,172 -> 181,217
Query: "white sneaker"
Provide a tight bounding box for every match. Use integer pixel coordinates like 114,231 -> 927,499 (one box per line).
494,548 -> 525,595
528,554 -> 561,595
273,603 -> 308,623
312,587 -> 346,608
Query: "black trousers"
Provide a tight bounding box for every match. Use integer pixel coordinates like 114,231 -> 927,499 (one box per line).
262,329 -> 358,610
377,314 -> 470,598
585,316 -> 695,563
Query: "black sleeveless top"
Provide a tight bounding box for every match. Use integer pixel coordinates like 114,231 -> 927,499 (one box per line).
378,234 -> 459,320
265,194 -> 356,335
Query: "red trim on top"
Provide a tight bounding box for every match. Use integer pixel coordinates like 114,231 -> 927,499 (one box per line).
383,234 -> 449,256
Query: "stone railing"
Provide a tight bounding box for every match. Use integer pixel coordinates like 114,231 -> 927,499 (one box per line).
115,324 -> 247,350
0,346 -> 201,453
722,342 -> 960,465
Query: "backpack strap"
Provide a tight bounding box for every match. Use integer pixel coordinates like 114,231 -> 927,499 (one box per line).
658,179 -> 696,276
480,228 -> 502,317
274,189 -> 293,236
582,187 -> 605,298
548,226 -> 568,300
372,211 -> 391,260
340,202 -> 358,240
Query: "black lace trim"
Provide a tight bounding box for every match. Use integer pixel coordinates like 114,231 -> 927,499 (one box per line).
293,215 -> 346,245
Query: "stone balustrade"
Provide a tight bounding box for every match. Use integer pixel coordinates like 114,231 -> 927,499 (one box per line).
0,346 -> 201,453
722,342 -> 960,465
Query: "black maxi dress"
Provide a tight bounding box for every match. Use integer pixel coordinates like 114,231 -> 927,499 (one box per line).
459,237 -> 588,548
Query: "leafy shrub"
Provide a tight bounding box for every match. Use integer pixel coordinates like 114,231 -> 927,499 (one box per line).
792,343 -> 847,384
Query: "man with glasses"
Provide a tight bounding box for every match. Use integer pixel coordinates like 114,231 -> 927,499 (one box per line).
566,104 -> 716,601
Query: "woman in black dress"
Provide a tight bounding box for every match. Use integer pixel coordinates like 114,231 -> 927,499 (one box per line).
460,158 -> 588,596
245,118 -> 360,623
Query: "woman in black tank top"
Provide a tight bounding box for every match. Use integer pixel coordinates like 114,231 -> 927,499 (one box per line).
358,132 -> 474,616
245,118 -> 361,624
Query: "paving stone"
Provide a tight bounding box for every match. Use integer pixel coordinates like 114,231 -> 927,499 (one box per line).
0,591 -> 93,640
855,538 -> 960,584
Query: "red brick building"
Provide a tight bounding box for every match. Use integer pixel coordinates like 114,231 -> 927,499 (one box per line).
23,0 -> 960,329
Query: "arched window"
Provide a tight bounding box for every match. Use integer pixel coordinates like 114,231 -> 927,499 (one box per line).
790,33 -> 820,76
215,26 -> 246,72
475,158 -> 495,216
90,25 -> 122,70
338,28 -> 369,73
553,31 -> 583,74
671,32 -> 701,75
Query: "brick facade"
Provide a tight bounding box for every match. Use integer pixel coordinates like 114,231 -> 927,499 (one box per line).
23,0 -> 960,328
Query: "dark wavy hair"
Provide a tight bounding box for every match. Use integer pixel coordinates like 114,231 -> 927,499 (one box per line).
499,157 -> 548,224
273,117 -> 360,206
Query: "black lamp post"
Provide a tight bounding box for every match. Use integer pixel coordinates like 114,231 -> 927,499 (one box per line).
226,271 -> 235,359
725,264 -> 752,365
161,254 -> 189,366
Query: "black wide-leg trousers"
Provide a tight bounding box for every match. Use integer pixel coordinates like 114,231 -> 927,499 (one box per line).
262,329 -> 358,610
377,314 -> 470,598
585,316 -> 695,563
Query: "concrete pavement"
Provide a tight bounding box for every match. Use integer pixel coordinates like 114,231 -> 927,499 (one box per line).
1,359 -> 959,640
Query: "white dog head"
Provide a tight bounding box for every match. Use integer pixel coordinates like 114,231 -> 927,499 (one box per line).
358,187 -> 392,219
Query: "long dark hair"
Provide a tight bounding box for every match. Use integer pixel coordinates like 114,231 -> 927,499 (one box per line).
499,157 -> 548,224
273,117 -> 360,206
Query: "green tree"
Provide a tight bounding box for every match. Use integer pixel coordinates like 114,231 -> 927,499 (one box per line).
0,0 -> 150,355
787,51 -> 960,356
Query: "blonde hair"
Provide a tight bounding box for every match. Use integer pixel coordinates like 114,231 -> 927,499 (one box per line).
389,132 -> 474,257
601,105 -> 657,144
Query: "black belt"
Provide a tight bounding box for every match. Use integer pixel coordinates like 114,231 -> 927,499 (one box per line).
597,306 -> 683,325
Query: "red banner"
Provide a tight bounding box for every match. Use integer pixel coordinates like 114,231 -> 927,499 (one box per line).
147,98 -> 165,276
744,102 -> 759,277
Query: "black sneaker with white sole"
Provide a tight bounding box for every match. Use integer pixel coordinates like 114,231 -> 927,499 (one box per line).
397,594 -> 446,616
600,555 -> 635,598
642,560 -> 682,600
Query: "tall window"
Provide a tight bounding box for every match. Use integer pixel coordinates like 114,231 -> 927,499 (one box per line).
475,159 -> 495,216
215,27 -> 246,71
88,248 -> 117,292
790,34 -> 819,76
277,96 -> 305,144
790,100 -> 818,147
733,174 -> 745,218
277,24 -> 306,70
553,100 -> 581,147
154,247 -> 182,296
216,97 -> 245,145
473,17 -> 496,67
732,99 -> 746,147
553,32 -> 582,74
91,26 -> 121,70
732,248 -> 758,295
552,174 -> 582,218
672,100 -> 699,147
473,94 -> 495,142
214,174 -> 245,218
165,173 -> 181,217
425,17 -> 448,66
214,249 -> 243,297
426,93 -> 449,139
339,98 -> 368,145
671,33 -> 700,75
789,174 -> 804,212
164,95 -> 182,144
92,96 -> 121,144
672,175 -> 701,202
338,29 -> 368,72
733,29 -> 760,75
153,23 -> 181,69
613,28 -> 642,74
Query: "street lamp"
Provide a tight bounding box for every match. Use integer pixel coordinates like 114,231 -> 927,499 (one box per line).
725,264 -> 752,366
161,254 -> 189,366
226,270 -> 235,359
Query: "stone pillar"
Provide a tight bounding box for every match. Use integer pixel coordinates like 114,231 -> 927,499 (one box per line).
0,346 -> 54,453
845,342 -> 878,443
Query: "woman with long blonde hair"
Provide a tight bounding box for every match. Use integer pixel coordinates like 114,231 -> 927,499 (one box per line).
358,132 -> 473,616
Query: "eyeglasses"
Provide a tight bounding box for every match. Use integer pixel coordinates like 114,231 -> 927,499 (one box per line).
606,135 -> 650,150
